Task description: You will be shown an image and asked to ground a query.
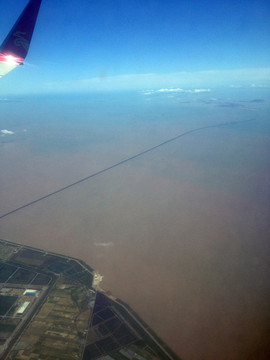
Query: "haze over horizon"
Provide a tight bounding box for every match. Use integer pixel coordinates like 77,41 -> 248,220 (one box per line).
0,0 -> 269,94
1,0 -> 270,359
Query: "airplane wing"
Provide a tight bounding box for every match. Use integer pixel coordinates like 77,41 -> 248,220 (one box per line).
0,0 -> 42,78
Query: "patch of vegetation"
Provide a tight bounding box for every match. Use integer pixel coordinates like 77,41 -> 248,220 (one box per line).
0,262 -> 17,282
7,268 -> 37,284
31,273 -> 52,285
7,276 -> 91,360
0,241 -> 17,261
0,323 -> 16,332
12,248 -> 47,267
0,296 -> 17,315
47,261 -> 73,274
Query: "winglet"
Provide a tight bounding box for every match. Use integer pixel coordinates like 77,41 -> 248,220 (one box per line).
0,0 -> 42,77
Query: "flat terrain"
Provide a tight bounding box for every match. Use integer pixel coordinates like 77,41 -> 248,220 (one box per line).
0,238 -> 179,360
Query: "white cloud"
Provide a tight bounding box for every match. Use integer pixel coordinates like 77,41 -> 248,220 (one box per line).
94,242 -> 114,247
142,90 -> 155,95
157,88 -> 185,93
143,88 -> 211,95
193,88 -> 211,93
1,129 -> 14,135
231,84 -> 269,89
250,83 -> 267,88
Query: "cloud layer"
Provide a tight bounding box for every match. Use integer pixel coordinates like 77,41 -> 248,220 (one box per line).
143,88 -> 211,95
1,129 -> 14,135
37,67 -> 270,94
1,67 -> 269,94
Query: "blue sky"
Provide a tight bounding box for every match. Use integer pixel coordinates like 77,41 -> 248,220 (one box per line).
0,0 -> 270,93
